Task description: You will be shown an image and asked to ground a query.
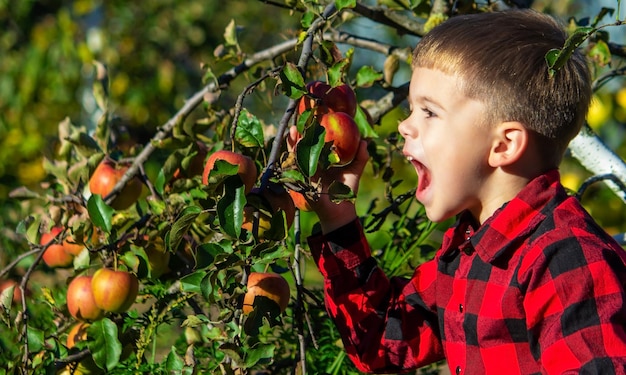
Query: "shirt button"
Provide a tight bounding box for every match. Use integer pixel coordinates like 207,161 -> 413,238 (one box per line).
456,365 -> 462,374
462,247 -> 473,255
459,304 -> 464,313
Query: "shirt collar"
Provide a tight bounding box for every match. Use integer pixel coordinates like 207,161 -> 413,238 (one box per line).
444,169 -> 564,263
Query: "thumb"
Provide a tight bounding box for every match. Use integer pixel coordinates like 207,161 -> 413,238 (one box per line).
287,126 -> 301,152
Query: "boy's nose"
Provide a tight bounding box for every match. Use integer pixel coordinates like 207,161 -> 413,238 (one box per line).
397,117 -> 415,139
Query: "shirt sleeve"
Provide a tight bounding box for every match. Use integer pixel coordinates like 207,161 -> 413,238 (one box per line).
520,229 -> 626,374
308,219 -> 445,373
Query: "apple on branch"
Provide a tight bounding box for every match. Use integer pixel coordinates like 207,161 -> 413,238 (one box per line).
67,275 -> 105,322
318,111 -> 361,167
202,149 -> 258,194
297,81 -> 357,118
40,227 -> 76,269
242,272 -> 290,315
91,268 -> 139,313
89,158 -> 143,210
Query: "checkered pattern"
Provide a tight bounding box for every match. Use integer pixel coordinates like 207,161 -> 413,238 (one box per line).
308,170 -> 626,374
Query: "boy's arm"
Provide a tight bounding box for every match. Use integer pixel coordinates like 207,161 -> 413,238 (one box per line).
303,139 -> 444,371
521,231 -> 626,374
308,219 -> 445,372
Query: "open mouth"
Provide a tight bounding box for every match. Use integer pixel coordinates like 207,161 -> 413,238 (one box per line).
407,156 -> 430,200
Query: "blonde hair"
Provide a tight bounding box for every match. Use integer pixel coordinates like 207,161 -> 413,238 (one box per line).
412,9 -> 591,167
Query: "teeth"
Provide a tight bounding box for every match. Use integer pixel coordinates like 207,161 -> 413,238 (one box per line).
406,156 -> 414,161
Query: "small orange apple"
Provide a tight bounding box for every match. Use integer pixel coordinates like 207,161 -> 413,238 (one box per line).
40,227 -> 75,268
202,150 -> 257,194
242,272 -> 290,314
89,159 -> 143,210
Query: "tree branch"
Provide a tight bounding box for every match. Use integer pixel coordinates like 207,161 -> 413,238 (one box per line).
106,38 -> 303,204
568,123 -> 626,203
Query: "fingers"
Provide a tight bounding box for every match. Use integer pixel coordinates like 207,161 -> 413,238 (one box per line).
287,126 -> 300,152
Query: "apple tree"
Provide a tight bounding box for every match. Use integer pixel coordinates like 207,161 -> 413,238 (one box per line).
2,1 -> 626,375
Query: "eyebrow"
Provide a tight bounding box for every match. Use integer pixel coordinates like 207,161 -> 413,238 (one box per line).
416,95 -> 444,112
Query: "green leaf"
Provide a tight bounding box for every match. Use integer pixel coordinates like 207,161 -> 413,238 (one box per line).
217,177 -> 246,238
16,214 -> 41,245
296,124 -> 325,177
219,343 -> 243,364
200,273 -> 215,301
244,341 -> 276,367
180,270 -> 205,294
546,26 -> 595,77
279,62 -> 306,99
335,0 -> 357,11
168,206 -> 202,252
73,247 -> 91,270
196,242 -> 230,269
88,318 -> 122,371
356,65 -> 383,88
87,194 -> 114,234
1,283 -> 15,312
26,327 -> 45,352
327,53 -> 353,85
66,129 -> 103,158
165,346 -> 185,372
224,19 -> 238,46
206,159 -> 240,188
354,105 -> 378,139
235,109 -> 265,148
328,181 -> 356,203
279,169 -> 306,186
591,7 -> 615,27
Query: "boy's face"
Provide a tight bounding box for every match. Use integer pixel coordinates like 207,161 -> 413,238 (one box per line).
398,67 -> 495,223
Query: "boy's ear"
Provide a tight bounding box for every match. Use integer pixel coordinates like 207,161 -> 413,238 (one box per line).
488,121 -> 528,168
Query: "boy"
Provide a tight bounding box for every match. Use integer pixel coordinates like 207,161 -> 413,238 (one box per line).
304,9 -> 626,374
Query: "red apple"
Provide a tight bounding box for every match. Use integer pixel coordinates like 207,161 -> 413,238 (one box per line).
242,272 -> 290,314
297,81 -> 357,118
242,184 -> 296,241
202,150 -> 257,194
91,268 -> 139,313
67,276 -> 104,322
40,227 -> 75,268
318,112 -> 361,167
89,159 -> 143,210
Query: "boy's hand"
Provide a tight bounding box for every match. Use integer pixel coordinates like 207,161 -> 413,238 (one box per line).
287,126 -> 369,233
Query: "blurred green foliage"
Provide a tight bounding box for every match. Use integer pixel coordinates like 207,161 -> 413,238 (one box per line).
0,0 -> 301,198
0,0 -> 303,267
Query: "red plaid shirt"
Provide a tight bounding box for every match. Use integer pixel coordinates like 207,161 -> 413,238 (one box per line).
308,170 -> 626,374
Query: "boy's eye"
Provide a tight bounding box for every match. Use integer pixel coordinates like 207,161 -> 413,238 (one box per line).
421,107 -> 435,118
